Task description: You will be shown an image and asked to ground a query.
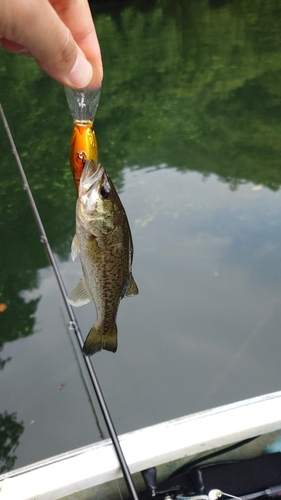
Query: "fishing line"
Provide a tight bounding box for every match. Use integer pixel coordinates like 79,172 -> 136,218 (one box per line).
0,103 -> 139,500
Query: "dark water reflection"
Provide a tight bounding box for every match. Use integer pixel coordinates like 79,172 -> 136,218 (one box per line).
1,0 -> 281,471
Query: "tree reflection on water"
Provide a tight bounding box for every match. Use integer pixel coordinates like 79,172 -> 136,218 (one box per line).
0,412 -> 24,474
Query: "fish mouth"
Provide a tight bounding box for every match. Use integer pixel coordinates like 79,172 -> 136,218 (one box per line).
81,160 -> 103,190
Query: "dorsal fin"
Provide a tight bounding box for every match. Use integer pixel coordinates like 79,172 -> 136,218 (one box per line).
124,275 -> 139,297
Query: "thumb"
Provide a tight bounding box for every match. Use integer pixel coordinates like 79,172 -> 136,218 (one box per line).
0,0 -> 102,89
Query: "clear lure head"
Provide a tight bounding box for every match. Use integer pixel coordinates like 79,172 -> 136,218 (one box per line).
64,87 -> 101,124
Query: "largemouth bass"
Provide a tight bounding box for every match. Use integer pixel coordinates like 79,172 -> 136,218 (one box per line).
69,121 -> 98,193
68,160 -> 138,355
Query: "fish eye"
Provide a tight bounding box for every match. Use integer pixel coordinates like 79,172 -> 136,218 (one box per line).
100,184 -> 111,199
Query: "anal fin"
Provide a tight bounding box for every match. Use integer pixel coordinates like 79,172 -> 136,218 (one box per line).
67,278 -> 92,307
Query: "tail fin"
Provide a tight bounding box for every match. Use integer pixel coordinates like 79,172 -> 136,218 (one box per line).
83,324 -> 118,356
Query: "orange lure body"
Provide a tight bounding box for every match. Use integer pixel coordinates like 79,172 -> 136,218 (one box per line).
70,121 -> 98,193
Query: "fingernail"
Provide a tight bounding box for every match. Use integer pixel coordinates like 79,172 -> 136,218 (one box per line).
14,48 -> 30,54
68,54 -> 93,88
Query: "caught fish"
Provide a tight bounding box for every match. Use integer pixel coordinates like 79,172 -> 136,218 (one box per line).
69,121 -> 98,193
68,160 -> 138,355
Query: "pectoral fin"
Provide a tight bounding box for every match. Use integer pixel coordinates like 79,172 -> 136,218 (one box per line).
124,275 -> 139,297
67,278 -> 92,307
71,234 -> 80,262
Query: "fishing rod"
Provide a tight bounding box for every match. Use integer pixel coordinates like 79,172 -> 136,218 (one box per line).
0,103 -> 139,500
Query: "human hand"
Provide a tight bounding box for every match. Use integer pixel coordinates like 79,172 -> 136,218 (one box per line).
0,0 -> 103,89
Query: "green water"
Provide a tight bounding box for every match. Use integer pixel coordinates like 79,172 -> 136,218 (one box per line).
1,0 -> 281,473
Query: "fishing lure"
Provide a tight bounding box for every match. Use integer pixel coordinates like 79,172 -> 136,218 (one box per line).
65,87 -> 101,193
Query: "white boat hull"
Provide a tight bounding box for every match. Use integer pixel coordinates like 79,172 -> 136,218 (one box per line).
1,391 -> 281,500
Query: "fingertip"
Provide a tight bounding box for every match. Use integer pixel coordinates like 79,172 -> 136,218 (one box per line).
85,62 -> 103,90
68,54 -> 93,89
